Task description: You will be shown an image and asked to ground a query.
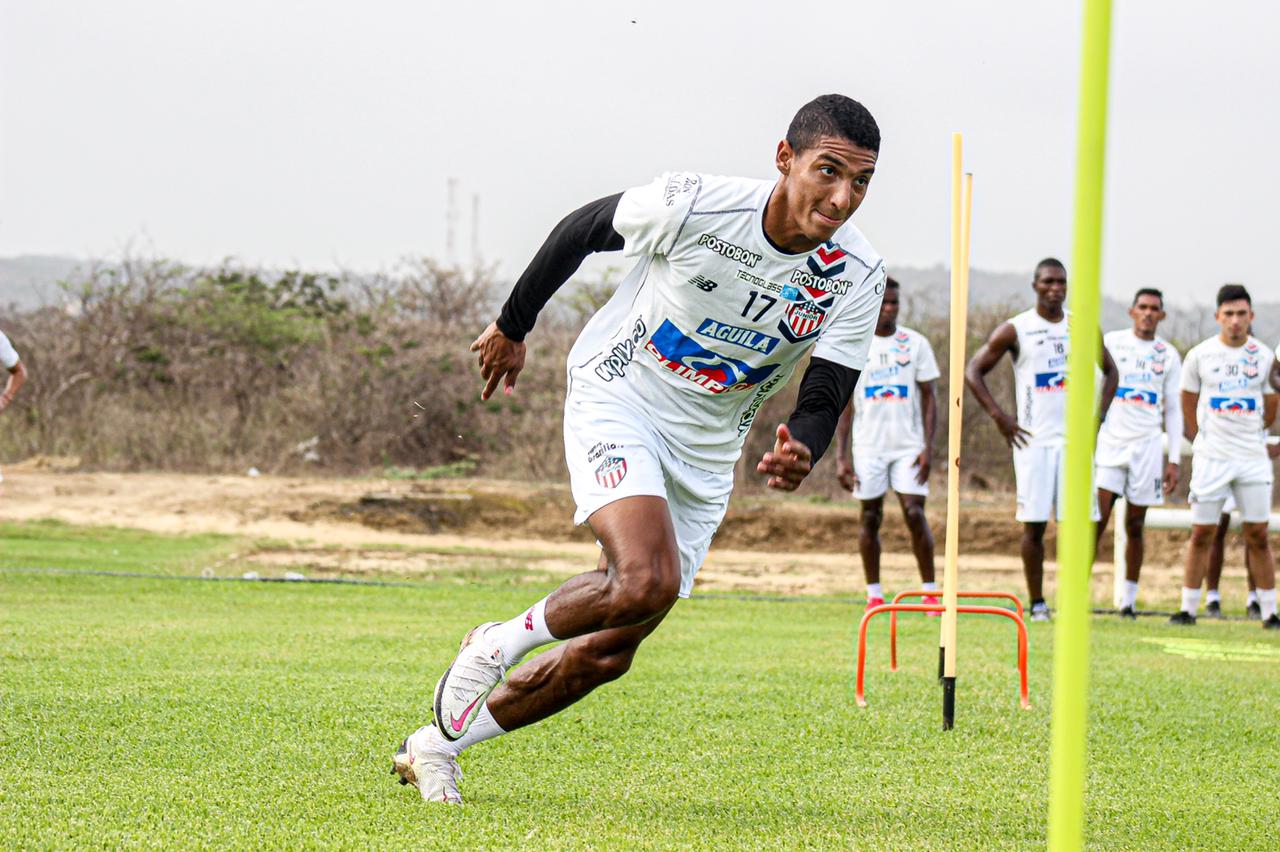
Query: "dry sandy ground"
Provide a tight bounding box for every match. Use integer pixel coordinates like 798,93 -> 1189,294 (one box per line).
0,463 -> 1266,602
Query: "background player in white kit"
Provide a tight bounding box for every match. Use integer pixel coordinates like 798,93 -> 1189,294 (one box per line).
391,95 -> 888,803
1170,285 -> 1279,627
0,327 -> 27,483
834,277 -> 939,611
965,258 -> 1118,621
1094,288 -> 1182,618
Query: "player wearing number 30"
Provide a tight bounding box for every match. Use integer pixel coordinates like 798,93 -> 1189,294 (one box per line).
1094,288 -> 1183,618
391,95 -> 887,803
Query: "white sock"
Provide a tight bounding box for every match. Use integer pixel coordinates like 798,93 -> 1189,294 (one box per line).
922,581 -> 939,593
485,597 -> 558,664
1206,589 -> 1221,604
867,582 -> 883,601
1121,580 -> 1139,609
1180,587 -> 1202,616
1258,588 -> 1277,620
437,703 -> 506,756
1247,590 -> 1259,606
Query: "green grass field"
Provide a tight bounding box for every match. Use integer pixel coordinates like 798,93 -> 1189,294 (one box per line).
3,521 -> 1279,848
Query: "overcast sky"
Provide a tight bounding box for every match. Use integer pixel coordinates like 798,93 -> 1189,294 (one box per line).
2,1 -> 1276,305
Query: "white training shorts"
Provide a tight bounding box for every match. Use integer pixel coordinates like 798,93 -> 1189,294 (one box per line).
563,390 -> 732,598
1095,432 -> 1167,507
1188,453 -> 1273,525
852,450 -> 928,501
1012,443 -> 1099,523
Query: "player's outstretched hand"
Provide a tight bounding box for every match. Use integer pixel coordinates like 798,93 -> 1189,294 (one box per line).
836,455 -> 856,493
757,424 -> 812,491
1162,461 -> 1180,496
469,322 -> 527,401
913,449 -> 932,485
994,412 -> 1032,449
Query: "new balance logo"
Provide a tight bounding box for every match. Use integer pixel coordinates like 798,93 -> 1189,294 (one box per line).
689,275 -> 718,292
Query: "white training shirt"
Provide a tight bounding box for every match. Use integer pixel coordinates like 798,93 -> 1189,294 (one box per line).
851,326 -> 940,457
1099,328 -> 1184,460
1009,308 -> 1071,448
0,329 -> 18,370
566,172 -> 886,472
1180,334 -> 1277,460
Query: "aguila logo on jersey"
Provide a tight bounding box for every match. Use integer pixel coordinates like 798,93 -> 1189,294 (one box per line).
695,318 -> 780,354
1034,372 -> 1067,392
1209,396 -> 1257,415
807,241 -> 847,277
865,384 -> 910,401
1117,387 -> 1158,407
594,457 -> 628,488
645,319 -> 780,394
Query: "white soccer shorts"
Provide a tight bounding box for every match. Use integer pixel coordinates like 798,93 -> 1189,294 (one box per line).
1188,454 -> 1274,525
563,390 -> 732,598
852,450 -> 928,501
1012,443 -> 1099,523
1095,432 -> 1167,507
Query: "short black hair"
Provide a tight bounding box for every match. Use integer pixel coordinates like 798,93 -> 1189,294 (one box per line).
1034,258 -> 1066,280
1216,283 -> 1251,307
1132,287 -> 1164,307
884,275 -> 900,291
787,95 -> 880,154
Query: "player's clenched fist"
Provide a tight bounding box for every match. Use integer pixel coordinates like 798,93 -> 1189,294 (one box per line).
469,322 -> 527,401
757,424 -> 812,491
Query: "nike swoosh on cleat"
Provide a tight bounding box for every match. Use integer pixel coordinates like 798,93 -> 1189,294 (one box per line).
449,694 -> 484,733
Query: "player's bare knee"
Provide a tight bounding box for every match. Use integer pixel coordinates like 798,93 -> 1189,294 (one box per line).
1123,514 -> 1145,538
608,552 -> 679,623
1243,524 -> 1271,549
903,502 -> 927,531
1190,524 -> 1218,547
861,504 -> 884,533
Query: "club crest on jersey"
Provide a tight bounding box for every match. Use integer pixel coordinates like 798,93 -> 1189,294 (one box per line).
645,319 -> 779,394
779,296 -> 831,341
594,457 -> 627,489
1210,396 -> 1257,415
895,352 -> 912,366
1034,371 -> 1067,392
865,384 -> 910,401
1243,359 -> 1259,378
806,241 -> 847,278
1151,358 -> 1165,374
1117,387 -> 1158,407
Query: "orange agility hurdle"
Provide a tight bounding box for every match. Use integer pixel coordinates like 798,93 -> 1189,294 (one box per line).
855,603 -> 1030,709
889,590 -> 1023,671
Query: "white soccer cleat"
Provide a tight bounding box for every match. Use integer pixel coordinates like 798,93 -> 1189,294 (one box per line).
433,622 -> 508,741
391,725 -> 463,804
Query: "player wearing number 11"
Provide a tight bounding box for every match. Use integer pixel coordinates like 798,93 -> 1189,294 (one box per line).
390,95 -> 888,803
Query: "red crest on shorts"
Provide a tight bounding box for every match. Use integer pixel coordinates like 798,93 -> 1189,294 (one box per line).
595,457 -> 627,489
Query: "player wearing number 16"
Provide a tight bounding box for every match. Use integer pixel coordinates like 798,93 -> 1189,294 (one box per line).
390,95 -> 888,803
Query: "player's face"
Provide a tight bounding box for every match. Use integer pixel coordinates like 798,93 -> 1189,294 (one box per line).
1032,267 -> 1066,310
1129,294 -> 1165,334
878,287 -> 900,328
776,136 -> 877,244
1215,298 -> 1253,341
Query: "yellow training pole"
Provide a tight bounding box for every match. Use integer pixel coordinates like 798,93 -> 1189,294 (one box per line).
1048,0 -> 1112,847
940,138 -> 968,729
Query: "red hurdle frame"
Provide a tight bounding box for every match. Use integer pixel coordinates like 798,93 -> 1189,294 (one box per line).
854,603 -> 1030,709
889,590 -> 1024,671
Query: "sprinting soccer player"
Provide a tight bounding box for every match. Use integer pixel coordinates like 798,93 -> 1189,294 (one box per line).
833,276 -> 939,611
1170,285 -> 1278,627
1203,498 -> 1258,619
0,326 -> 27,483
964,258 -> 1118,621
1093,288 -> 1183,618
392,95 -> 888,803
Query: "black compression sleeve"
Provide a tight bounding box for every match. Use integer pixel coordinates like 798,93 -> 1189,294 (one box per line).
495,193 -> 625,342
785,357 -> 860,466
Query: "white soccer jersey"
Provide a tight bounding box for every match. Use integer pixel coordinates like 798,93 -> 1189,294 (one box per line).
565,172 -> 886,472
1180,335 -> 1276,460
1099,328 -> 1183,458
0,329 -> 18,370
1009,309 -> 1070,448
851,326 -> 940,457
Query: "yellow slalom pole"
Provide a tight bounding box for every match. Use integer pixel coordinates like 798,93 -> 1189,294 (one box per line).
1048,0 -> 1112,847
940,138 -> 968,729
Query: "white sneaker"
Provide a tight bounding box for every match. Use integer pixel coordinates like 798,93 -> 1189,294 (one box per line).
433,622 -> 508,741
392,725 -> 463,804
1030,602 -> 1051,622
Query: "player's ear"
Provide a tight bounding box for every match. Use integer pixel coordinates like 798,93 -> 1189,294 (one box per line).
776,140 -> 794,176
